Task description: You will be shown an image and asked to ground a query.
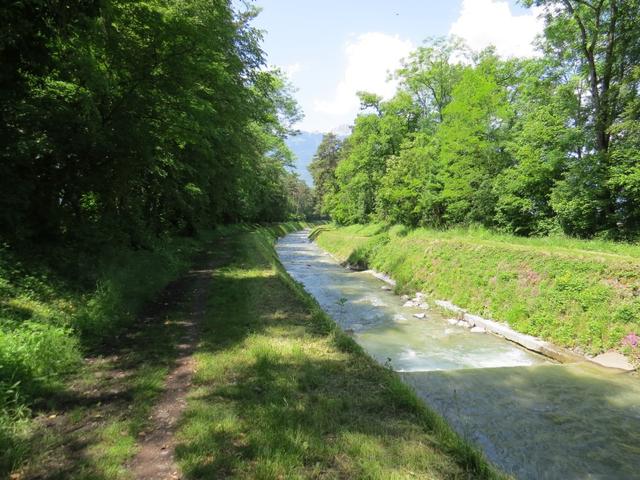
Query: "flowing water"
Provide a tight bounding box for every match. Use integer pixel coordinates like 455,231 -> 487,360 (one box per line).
276,230 -> 640,480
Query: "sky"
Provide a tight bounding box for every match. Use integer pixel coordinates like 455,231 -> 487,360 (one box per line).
248,0 -> 545,133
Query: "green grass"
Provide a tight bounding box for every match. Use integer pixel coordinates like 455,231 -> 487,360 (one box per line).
14,281 -> 194,479
0,231 -> 212,475
314,224 -> 640,360
175,225 -> 499,479
4,222 -> 308,478
4,222 -> 500,478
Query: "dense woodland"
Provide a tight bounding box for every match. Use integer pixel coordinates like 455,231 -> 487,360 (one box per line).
1,1 -> 316,469
311,0 -> 640,239
1,0 -> 312,252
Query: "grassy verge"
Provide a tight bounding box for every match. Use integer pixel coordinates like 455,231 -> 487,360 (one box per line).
0,231 -> 212,476
314,224 -> 640,361
4,223 -> 307,478
15,297 -> 190,479
175,225 -> 499,479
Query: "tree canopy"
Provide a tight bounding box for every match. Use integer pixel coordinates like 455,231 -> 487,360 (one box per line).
317,1 -> 640,239
1,0 -> 305,249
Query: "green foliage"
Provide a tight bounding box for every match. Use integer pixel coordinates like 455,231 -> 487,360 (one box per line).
524,0 -> 639,154
608,66 -> 640,236
437,55 -> 512,225
319,4 -> 640,240
396,36 -> 468,126
376,134 -> 440,226
1,0 -> 303,248
283,173 -> 315,220
0,323 -> 79,392
308,133 -> 343,215
327,93 -> 413,224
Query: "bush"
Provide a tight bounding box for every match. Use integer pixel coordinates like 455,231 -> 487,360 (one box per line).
0,322 -> 80,397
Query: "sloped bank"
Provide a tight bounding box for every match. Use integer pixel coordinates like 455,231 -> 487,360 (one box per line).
175,224 -> 502,479
313,224 -> 640,369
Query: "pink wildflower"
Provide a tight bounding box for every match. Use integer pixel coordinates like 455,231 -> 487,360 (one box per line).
622,333 -> 639,348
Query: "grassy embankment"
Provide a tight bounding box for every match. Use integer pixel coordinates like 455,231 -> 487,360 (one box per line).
1,229 -> 224,477
174,225 -> 500,479
314,224 -> 640,362
5,224 -> 313,478
4,222 -> 499,479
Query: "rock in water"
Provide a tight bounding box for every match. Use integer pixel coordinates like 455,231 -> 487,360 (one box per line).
591,351 -> 636,371
413,313 -> 426,319
470,326 -> 486,333
447,318 -> 459,325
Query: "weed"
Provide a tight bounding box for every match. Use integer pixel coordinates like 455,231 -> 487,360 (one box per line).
336,296 -> 348,323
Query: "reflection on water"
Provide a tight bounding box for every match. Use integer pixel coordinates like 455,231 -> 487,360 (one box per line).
277,230 -> 640,479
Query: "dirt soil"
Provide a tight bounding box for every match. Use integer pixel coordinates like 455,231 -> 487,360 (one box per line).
127,261 -> 216,480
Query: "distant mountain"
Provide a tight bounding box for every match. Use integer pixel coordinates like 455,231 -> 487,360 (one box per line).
285,131 -> 324,186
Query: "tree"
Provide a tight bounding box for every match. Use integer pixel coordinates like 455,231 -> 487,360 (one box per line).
376,133 -> 442,226
395,36 -> 468,129
325,91 -> 414,224
525,0 -> 639,154
284,174 -> 315,220
522,0 -> 640,236
491,59 -> 579,235
0,0 -> 301,248
606,66 -> 640,237
436,53 -> 513,225
308,133 -> 343,215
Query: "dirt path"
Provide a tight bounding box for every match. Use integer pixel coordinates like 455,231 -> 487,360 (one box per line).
128,257 -> 218,480
12,244 -> 227,480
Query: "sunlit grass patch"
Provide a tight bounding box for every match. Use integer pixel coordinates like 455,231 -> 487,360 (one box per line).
0,232 -> 213,474
13,304 -> 186,479
176,227 -> 499,479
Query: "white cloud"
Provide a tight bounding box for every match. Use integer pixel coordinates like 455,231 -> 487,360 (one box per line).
310,32 -> 413,122
450,0 -> 544,58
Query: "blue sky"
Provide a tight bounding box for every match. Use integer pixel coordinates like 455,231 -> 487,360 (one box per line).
248,0 -> 543,132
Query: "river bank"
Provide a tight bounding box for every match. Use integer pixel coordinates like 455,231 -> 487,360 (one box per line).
175,225 -> 499,479
313,224 -> 640,366
7,223 -> 499,479
281,229 -> 640,478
